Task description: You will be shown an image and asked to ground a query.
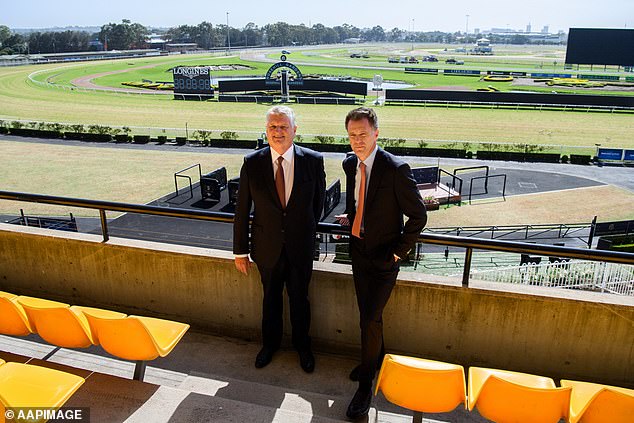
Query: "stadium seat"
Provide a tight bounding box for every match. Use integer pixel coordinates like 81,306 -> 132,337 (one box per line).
0,361 -> 84,411
375,354 -> 466,414
561,379 -> 634,423
0,291 -> 32,336
468,367 -> 571,423
17,296 -> 95,348
82,309 -> 189,381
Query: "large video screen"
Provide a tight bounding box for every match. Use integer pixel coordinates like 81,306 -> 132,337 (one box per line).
565,28 -> 634,66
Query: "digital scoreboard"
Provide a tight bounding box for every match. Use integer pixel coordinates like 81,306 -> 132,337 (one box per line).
172,66 -> 214,100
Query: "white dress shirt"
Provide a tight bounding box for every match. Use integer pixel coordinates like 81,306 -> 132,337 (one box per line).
271,146 -> 295,207
354,144 -> 378,233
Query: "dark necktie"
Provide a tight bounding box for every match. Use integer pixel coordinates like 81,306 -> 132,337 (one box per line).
275,156 -> 286,209
352,162 -> 366,238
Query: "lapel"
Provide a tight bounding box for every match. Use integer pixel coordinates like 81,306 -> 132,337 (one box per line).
286,144 -> 304,209
344,154 -> 358,214
260,147 -> 281,208
365,148 -> 387,207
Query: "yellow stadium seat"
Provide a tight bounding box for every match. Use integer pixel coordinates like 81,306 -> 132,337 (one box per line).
468,367 -> 571,423
0,291 -> 33,336
375,354 -> 466,414
0,362 -> 84,416
561,379 -> 634,423
82,310 -> 189,380
17,296 -> 95,348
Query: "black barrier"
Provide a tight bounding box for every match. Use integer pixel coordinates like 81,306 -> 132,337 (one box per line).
301,79 -> 367,95
385,89 -> 634,108
405,67 -> 439,74
228,177 -> 240,207
219,79 -> 268,92
594,220 -> 634,236
219,78 -> 367,96
200,167 -> 227,201
323,179 -> 341,219
296,96 -> 359,105
411,167 -> 439,184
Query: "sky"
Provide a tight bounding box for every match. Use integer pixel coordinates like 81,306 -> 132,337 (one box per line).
4,0 -> 633,33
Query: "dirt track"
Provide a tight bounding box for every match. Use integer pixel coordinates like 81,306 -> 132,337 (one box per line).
70,64 -> 169,93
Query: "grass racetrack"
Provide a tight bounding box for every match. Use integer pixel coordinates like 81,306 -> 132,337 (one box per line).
1,45 -> 634,226
2,140 -> 634,226
1,50 -> 633,152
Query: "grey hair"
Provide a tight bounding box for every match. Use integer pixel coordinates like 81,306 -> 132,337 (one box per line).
266,105 -> 296,127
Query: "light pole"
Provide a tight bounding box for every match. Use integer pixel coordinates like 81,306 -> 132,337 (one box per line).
226,12 -> 231,54
411,19 -> 415,51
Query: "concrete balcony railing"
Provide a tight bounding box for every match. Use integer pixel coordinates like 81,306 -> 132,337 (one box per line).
1,218 -> 633,390
1,190 -> 633,392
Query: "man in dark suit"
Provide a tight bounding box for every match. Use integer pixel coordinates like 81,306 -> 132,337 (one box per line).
233,106 -> 326,373
341,107 -> 427,419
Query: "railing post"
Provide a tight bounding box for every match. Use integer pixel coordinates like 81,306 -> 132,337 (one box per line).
462,247 -> 473,287
99,209 -> 109,242
134,360 -> 146,381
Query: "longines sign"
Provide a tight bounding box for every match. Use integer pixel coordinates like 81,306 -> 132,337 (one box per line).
172,67 -> 211,78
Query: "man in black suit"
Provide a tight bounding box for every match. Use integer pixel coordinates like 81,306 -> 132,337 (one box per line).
341,107 -> 427,419
233,106 -> 326,373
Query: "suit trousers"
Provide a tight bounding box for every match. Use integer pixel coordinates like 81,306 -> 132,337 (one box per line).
257,248 -> 313,352
350,236 -> 399,389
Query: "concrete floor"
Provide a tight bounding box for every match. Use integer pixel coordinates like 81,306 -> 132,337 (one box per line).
0,331 -> 490,423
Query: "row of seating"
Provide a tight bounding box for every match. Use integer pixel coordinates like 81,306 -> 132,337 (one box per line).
0,358 -> 85,414
0,291 -> 190,381
375,354 -> 634,423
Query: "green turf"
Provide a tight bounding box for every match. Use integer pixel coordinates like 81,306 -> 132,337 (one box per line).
1,45 -> 633,153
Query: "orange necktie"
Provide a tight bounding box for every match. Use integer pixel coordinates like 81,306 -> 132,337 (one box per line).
275,156 -> 286,209
352,162 -> 366,238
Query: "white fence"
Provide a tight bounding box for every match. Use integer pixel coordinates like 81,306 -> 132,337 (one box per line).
470,259 -> 634,296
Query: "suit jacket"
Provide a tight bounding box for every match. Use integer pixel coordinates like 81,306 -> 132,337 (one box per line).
233,144 -> 326,269
343,148 -> 427,259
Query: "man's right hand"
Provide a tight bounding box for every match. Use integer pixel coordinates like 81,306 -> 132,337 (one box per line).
235,256 -> 251,275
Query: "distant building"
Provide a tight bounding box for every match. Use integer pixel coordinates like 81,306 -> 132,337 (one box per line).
473,38 -> 493,54
165,43 -> 198,52
147,34 -> 167,50
343,38 -> 361,44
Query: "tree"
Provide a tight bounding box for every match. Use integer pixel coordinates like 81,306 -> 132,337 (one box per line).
388,27 -> 404,42
99,20 -> 148,50
363,26 -> 385,42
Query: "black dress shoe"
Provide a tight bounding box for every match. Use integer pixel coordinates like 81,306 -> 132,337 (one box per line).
298,349 -> 315,373
349,364 -> 360,381
346,387 -> 372,420
349,364 -> 379,382
255,347 -> 276,369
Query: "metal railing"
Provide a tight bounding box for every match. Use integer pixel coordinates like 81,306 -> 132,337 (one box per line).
471,259 -> 634,296
1,190 -> 633,289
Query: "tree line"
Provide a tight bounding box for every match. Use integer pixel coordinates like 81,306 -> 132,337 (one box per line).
0,19 -> 557,55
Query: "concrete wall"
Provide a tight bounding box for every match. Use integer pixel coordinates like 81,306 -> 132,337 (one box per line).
1,223 -> 633,388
